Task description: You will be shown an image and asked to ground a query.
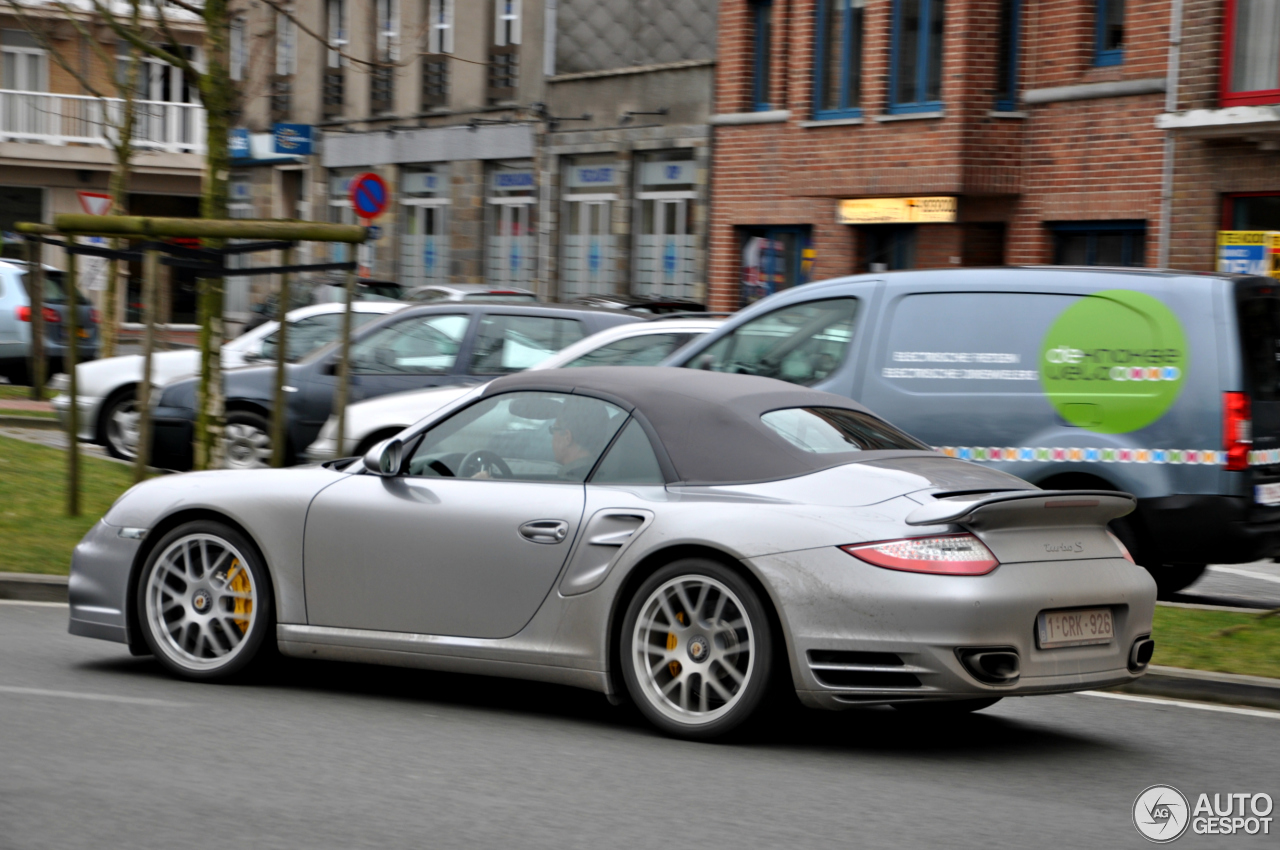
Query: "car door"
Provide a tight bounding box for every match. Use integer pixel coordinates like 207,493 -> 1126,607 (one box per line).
303,390 -> 629,638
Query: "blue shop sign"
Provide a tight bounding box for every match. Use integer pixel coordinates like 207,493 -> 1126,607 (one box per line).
229,128 -> 250,160
274,123 -> 313,156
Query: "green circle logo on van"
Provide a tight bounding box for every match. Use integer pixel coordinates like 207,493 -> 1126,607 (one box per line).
1040,290 -> 1187,434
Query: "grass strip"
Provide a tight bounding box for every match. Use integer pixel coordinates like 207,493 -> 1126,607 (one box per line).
0,409 -> 58,419
1152,606 -> 1280,680
0,434 -> 135,575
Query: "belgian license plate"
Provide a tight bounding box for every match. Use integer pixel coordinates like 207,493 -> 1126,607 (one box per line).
1256,483 -> 1280,506
1037,608 -> 1114,649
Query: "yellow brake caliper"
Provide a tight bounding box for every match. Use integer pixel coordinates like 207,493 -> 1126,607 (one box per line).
225,559 -> 252,633
667,611 -> 685,678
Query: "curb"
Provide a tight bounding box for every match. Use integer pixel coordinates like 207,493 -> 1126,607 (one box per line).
0,571 -> 69,603
1113,665 -> 1280,712
0,415 -> 61,430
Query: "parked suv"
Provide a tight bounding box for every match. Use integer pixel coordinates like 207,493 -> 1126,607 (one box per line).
0,260 -> 98,384
150,302 -> 641,470
665,267 -> 1280,597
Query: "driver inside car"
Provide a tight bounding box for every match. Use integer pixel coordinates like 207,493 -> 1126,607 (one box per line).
469,397 -> 610,481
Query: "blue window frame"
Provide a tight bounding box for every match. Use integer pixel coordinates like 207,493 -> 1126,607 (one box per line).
994,0 -> 1021,111
889,0 -> 945,114
814,0 -> 865,119
1050,221 -> 1146,267
751,0 -> 773,111
1095,0 -> 1125,66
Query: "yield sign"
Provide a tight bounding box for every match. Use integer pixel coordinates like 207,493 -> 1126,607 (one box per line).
77,191 -> 113,216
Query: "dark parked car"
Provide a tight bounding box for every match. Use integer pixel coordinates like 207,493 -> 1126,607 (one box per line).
150,302 -> 643,470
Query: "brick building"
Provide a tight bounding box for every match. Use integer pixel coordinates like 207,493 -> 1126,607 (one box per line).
707,0 -> 1177,311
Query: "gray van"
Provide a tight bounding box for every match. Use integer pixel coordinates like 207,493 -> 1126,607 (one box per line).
0,260 -> 98,384
665,267 -> 1280,597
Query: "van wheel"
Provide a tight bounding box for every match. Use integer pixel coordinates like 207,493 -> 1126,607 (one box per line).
1152,564 -> 1207,598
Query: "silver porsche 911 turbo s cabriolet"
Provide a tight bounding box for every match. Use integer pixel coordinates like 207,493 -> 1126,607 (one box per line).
69,368 -> 1157,739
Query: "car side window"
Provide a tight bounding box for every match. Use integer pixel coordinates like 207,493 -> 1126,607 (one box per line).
468,315 -> 586,374
590,418 -> 665,485
349,314 -> 469,375
406,391 -> 627,483
687,298 -> 858,386
565,333 -> 695,368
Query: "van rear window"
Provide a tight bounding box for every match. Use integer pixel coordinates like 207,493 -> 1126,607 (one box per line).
1237,295 -> 1280,402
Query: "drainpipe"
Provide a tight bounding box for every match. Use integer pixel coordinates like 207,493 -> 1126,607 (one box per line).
1157,0 -> 1185,269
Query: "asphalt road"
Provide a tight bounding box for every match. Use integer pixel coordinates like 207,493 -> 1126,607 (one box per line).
2,602 -> 1277,850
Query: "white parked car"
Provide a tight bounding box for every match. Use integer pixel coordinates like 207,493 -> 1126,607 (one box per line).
306,316 -> 722,461
51,301 -> 404,460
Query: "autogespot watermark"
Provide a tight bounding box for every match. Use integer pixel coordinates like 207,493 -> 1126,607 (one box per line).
1133,785 -> 1274,842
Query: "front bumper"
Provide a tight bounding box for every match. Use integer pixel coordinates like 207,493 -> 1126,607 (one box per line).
68,519 -> 143,645
748,547 -> 1157,709
51,393 -> 101,442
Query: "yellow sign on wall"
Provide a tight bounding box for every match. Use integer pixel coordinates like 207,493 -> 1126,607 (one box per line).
1217,231 -> 1280,279
837,197 -> 958,225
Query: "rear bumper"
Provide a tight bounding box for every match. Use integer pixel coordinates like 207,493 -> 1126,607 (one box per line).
1138,494 -> 1280,563
748,547 -> 1157,708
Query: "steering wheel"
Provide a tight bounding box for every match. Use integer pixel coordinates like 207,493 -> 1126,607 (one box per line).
458,449 -> 513,479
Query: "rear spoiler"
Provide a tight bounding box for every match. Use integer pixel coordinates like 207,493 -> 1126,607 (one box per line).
905,490 -> 1136,529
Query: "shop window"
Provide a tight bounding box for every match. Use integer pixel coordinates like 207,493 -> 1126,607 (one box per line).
1225,0 -> 1280,106
862,225 -> 917,271
994,0 -> 1020,111
486,162 -> 536,288
751,0 -> 773,111
814,0 -> 865,118
1224,194 -> 1280,230
1095,0 -> 1125,66
635,153 -> 699,300
1050,221 -> 1146,267
740,226 -> 814,306
890,0 -> 945,114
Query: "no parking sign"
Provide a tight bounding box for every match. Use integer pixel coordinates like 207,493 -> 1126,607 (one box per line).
349,172 -> 389,221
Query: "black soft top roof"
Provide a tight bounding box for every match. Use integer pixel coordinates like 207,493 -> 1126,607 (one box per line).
481,366 -> 896,484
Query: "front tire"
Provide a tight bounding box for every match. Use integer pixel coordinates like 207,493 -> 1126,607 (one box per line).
620,559 -> 774,740
137,521 -> 273,680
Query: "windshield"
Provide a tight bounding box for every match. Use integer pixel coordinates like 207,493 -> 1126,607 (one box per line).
686,298 -> 858,386
1238,292 -> 1280,402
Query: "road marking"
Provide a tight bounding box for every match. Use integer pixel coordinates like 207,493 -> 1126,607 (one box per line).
0,599 -> 67,608
1082,690 -> 1280,720
0,685 -> 187,707
1208,565 -> 1280,586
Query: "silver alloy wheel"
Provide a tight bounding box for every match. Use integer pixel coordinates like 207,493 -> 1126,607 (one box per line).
143,533 -> 258,672
630,575 -> 755,726
105,396 -> 140,459
223,421 -> 272,469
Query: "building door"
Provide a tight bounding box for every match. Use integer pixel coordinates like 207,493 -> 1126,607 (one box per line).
401,202 -> 451,289
488,200 -> 535,287
636,196 -> 695,298
562,197 -> 613,298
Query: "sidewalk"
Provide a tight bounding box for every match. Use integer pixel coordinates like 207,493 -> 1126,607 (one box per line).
0,399 -> 54,412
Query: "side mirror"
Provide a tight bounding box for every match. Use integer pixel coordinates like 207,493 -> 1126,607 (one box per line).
363,438 -> 403,476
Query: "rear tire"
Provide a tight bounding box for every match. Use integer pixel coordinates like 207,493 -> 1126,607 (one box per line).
620,559 -> 774,740
894,697 -> 1002,715
102,387 -> 139,460
1151,564 -> 1207,598
136,520 -> 274,681
223,410 -> 275,469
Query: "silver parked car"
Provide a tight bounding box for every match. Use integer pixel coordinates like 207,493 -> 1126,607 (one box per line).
0,260 -> 98,384
69,368 -> 1156,739
305,316 -> 723,460
50,301 -> 404,460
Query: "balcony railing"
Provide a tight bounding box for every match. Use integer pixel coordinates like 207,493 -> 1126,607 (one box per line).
0,90 -> 206,155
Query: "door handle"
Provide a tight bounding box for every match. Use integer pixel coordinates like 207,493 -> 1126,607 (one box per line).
519,520 -> 569,544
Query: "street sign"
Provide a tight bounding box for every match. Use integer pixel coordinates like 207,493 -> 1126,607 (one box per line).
350,172 -> 390,220
367,225 -> 383,240
77,191 -> 112,216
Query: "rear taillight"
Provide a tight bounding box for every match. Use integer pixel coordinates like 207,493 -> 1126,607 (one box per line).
1105,530 -> 1136,564
90,308 -> 100,324
1224,391 -> 1252,472
840,533 -> 999,576
16,306 -> 60,323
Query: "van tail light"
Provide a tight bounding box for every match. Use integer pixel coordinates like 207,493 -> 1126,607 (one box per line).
1105,530 -> 1136,564
1224,391 -> 1252,472
16,305 -> 60,323
840,534 -> 999,576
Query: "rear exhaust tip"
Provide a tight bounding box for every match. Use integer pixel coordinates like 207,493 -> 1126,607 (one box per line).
1129,636 -> 1155,672
957,647 -> 1021,685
